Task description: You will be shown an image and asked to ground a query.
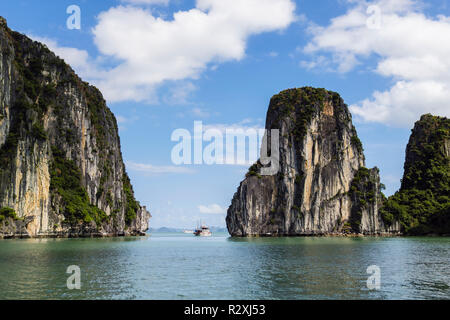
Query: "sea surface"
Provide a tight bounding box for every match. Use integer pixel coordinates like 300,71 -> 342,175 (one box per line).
0,233 -> 449,300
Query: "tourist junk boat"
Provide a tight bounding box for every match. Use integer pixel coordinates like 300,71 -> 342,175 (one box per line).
194,225 -> 212,237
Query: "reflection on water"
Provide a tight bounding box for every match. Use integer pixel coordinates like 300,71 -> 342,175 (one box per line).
0,234 -> 449,299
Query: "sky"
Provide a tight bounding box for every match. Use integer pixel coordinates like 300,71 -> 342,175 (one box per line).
1,0 -> 449,228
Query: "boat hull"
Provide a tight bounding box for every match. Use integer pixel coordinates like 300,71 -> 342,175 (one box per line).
194,231 -> 212,237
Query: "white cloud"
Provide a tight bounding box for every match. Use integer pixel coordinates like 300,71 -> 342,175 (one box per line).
113,114 -> 141,131
191,107 -> 210,118
90,0 -> 296,102
299,55 -> 332,71
198,204 -> 226,214
162,82 -> 197,105
32,1 -> 296,104
302,0 -> 450,127
115,115 -> 128,124
202,119 -> 265,166
115,114 -> 140,124
175,107 -> 213,119
126,161 -> 195,174
29,35 -> 106,81
121,0 -> 169,5
203,118 -> 264,134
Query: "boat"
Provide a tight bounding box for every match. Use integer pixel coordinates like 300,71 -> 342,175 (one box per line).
194,225 -> 212,237
183,230 -> 194,234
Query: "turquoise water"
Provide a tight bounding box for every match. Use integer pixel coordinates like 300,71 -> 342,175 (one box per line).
0,233 -> 449,300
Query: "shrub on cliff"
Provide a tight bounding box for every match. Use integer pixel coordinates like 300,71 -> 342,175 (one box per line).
0,207 -> 19,222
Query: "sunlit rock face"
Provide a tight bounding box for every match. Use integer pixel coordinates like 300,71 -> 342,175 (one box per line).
226,87 -> 400,236
0,17 -> 150,238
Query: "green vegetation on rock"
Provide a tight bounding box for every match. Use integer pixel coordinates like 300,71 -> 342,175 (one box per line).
351,134 -> 364,154
349,167 -> 378,232
246,162 -> 261,178
83,85 -> 110,151
0,30 -> 51,169
380,114 -> 450,235
269,87 -> 348,148
123,173 -> 139,225
0,207 -> 19,222
31,122 -> 47,140
271,87 -> 326,142
50,146 -> 107,226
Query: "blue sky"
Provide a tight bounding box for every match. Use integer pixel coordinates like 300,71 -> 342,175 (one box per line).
1,0 -> 449,228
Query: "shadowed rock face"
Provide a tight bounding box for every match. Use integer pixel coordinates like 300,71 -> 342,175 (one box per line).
226,87 -> 400,236
0,18 -> 150,238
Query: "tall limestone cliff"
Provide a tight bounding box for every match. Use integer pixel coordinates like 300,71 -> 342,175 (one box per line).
0,17 -> 150,238
380,114 -> 449,235
226,87 -> 400,236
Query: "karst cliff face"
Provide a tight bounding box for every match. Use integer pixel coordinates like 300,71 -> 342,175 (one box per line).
226,87 -> 400,236
0,17 -> 150,238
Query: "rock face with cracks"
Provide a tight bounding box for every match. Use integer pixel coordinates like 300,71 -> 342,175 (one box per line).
226,87 -> 400,236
